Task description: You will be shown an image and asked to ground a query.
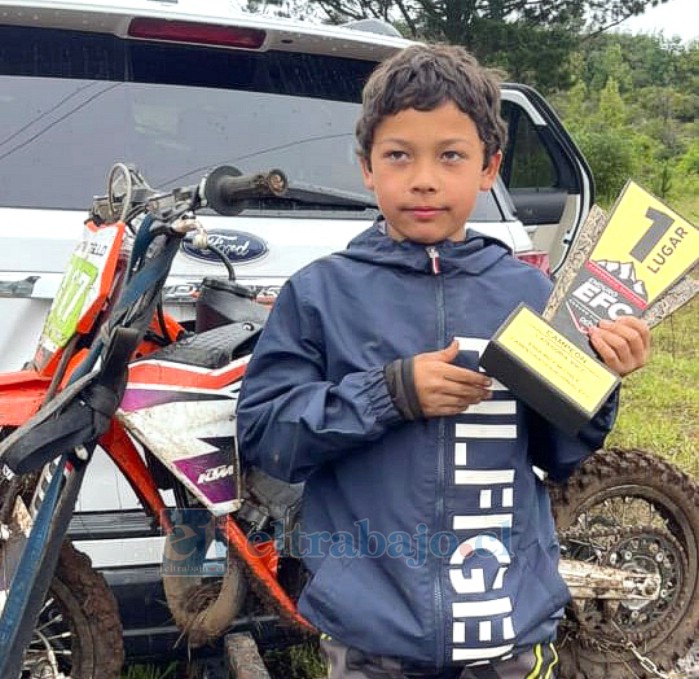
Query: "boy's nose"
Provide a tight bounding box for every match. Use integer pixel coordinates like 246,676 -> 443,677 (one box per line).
409,160 -> 438,193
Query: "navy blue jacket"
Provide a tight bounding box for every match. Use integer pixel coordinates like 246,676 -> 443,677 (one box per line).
236,224 -> 617,668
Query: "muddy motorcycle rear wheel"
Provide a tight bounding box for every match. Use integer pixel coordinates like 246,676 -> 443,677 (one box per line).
550,447 -> 699,679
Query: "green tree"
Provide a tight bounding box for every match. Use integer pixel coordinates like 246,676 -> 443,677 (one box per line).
274,0 -> 670,91
306,0 -> 668,41
554,32 -> 696,203
584,42 -> 633,93
677,138 -> 699,176
598,77 -> 627,127
587,130 -> 638,201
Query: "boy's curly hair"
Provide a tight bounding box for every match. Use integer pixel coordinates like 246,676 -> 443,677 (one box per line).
356,44 -> 508,168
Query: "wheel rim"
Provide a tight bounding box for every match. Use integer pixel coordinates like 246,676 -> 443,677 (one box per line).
560,482 -> 696,660
22,578 -> 93,679
567,483 -> 698,556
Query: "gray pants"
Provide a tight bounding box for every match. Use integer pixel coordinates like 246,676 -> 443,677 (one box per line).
320,638 -> 558,679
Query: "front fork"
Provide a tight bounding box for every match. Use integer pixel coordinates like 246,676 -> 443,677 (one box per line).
0,448 -> 90,679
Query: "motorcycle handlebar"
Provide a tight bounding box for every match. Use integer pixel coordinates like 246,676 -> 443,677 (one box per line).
203,165 -> 288,216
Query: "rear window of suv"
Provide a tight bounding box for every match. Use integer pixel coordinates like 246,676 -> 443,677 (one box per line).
0,24 -> 504,221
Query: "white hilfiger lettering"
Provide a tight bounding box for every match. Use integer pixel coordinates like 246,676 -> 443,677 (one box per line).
455,469 -> 514,485
452,645 -> 517,662
479,621 -> 492,642
448,338 -> 518,662
455,423 -> 517,439
454,622 -> 466,644
453,515 -> 513,530
455,442 -> 468,466
465,400 -> 517,416
453,597 -> 512,618
449,535 -> 510,595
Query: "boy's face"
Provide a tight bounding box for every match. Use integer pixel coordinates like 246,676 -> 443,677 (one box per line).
360,101 -> 502,244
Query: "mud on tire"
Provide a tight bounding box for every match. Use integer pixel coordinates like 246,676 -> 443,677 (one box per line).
23,541 -> 124,679
550,447 -> 699,679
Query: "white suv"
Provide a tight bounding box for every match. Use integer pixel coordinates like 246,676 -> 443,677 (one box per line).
0,0 -> 593,661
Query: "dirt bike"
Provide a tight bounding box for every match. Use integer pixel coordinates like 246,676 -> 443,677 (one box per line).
0,163 -> 310,679
0,164 -> 697,679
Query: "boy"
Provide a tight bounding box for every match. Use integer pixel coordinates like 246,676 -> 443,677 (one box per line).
236,45 -> 650,678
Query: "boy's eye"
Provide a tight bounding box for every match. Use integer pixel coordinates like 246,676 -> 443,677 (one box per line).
384,150 -> 408,162
442,150 -> 465,162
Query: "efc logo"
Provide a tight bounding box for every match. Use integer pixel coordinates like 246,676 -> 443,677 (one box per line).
197,464 -> 235,485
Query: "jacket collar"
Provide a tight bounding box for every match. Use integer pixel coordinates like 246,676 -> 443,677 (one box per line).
341,219 -> 511,276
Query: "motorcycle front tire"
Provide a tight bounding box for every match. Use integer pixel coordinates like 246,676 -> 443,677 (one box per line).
23,541 -> 125,679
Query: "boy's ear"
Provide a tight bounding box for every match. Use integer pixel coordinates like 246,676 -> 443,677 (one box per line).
480,150 -> 503,191
359,156 -> 375,192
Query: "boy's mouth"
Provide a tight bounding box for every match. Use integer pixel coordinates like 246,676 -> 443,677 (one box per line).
407,206 -> 446,219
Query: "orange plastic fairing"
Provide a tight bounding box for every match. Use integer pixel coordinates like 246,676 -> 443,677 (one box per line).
99,420 -> 170,529
221,515 -> 314,632
0,370 -> 52,425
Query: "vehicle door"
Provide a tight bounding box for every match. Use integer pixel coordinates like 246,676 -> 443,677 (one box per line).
500,84 -> 595,274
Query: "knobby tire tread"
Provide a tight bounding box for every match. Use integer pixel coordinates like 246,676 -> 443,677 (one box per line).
549,447 -> 699,679
52,541 -> 125,679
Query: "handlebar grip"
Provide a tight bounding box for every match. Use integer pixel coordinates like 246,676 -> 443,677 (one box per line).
204,165 -> 288,216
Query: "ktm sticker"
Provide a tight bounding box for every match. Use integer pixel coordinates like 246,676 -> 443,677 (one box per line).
588,181 -> 698,308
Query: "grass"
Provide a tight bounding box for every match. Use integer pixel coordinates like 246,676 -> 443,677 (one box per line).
263,639 -> 327,679
121,663 -> 177,679
607,297 -> 698,477
671,181 -> 699,225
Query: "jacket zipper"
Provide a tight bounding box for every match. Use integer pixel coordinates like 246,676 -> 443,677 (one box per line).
427,245 -> 446,668
426,246 -> 441,275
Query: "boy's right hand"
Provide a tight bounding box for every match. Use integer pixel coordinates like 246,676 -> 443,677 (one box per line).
413,340 -> 493,417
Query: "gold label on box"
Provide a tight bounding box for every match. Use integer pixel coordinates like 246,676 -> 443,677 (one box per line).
497,306 -> 619,415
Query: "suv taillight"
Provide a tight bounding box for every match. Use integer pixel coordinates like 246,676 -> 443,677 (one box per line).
516,250 -> 551,276
128,18 -> 266,49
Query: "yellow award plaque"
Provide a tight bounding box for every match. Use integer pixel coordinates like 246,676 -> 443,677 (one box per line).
481,181 -> 698,433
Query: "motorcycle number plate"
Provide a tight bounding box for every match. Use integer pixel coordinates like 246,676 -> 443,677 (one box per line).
34,221 -> 125,369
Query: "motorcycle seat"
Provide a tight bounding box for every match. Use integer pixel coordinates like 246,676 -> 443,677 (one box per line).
141,322 -> 262,370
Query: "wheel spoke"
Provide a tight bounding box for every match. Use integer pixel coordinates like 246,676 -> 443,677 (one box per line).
40,630 -> 72,642
34,612 -> 65,633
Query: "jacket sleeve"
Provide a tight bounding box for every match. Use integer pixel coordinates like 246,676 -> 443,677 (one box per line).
527,387 -> 620,483
236,277 -> 403,483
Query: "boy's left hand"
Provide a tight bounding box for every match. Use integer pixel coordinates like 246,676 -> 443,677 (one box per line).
588,316 -> 651,377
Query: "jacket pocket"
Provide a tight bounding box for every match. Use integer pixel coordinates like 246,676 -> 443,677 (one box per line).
299,554 -> 351,627
298,554 -> 432,662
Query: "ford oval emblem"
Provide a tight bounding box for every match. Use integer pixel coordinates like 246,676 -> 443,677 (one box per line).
182,230 -> 268,265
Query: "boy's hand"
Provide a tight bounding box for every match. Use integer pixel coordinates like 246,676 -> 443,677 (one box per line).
588,316 -> 651,377
413,340 -> 492,417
